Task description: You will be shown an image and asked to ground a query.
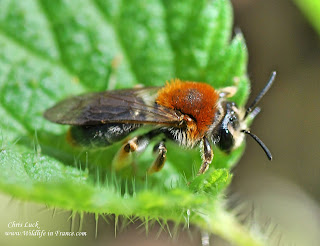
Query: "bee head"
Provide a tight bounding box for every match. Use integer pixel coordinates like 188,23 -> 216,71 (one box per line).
210,72 -> 276,160
216,101 -> 242,153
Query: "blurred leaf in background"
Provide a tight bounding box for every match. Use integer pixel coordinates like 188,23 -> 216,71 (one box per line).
0,0 -> 265,245
293,0 -> 320,37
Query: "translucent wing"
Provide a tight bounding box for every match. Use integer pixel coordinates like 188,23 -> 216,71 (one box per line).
44,87 -> 182,126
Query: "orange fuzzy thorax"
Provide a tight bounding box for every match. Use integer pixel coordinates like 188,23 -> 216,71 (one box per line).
156,79 -> 219,139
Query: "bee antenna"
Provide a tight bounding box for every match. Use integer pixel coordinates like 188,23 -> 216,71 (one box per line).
245,71 -> 276,118
241,129 -> 273,161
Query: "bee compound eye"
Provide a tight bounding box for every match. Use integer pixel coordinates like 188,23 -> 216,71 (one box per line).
217,127 -> 234,153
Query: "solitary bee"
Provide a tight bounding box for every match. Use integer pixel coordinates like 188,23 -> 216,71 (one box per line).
44,72 -> 275,174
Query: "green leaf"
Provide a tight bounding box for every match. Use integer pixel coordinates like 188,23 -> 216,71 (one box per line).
293,0 -> 320,37
0,0 -> 265,245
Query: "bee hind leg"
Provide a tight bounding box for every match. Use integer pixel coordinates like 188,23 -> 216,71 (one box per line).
148,140 -> 167,174
112,136 -> 147,171
198,136 -> 213,175
112,129 -> 161,171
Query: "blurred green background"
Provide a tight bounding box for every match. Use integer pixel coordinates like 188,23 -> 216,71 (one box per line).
231,0 -> 320,245
1,0 -> 319,245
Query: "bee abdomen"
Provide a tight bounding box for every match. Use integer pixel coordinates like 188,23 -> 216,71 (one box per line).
67,123 -> 141,148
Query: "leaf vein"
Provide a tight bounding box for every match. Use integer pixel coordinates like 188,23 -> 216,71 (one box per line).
36,0 -> 79,83
91,0 -> 139,83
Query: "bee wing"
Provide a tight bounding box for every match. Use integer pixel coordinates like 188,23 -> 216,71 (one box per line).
44,87 -> 182,126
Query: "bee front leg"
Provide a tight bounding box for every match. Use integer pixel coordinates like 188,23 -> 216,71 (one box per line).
198,136 -> 213,174
148,140 -> 167,174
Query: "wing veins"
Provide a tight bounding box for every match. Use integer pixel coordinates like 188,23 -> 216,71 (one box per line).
94,93 -> 180,121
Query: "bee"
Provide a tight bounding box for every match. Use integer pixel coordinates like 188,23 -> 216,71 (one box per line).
44,72 -> 276,175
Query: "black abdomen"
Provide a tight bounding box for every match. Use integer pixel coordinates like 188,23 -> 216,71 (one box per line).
68,123 -> 141,147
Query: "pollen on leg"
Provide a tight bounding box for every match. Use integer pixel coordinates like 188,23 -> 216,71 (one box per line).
156,79 -> 219,138
112,143 -> 133,171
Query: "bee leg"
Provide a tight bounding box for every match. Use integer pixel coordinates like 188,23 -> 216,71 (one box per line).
218,86 -> 237,98
112,130 -> 162,171
148,140 -> 167,174
198,136 -> 213,174
112,136 -> 148,171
